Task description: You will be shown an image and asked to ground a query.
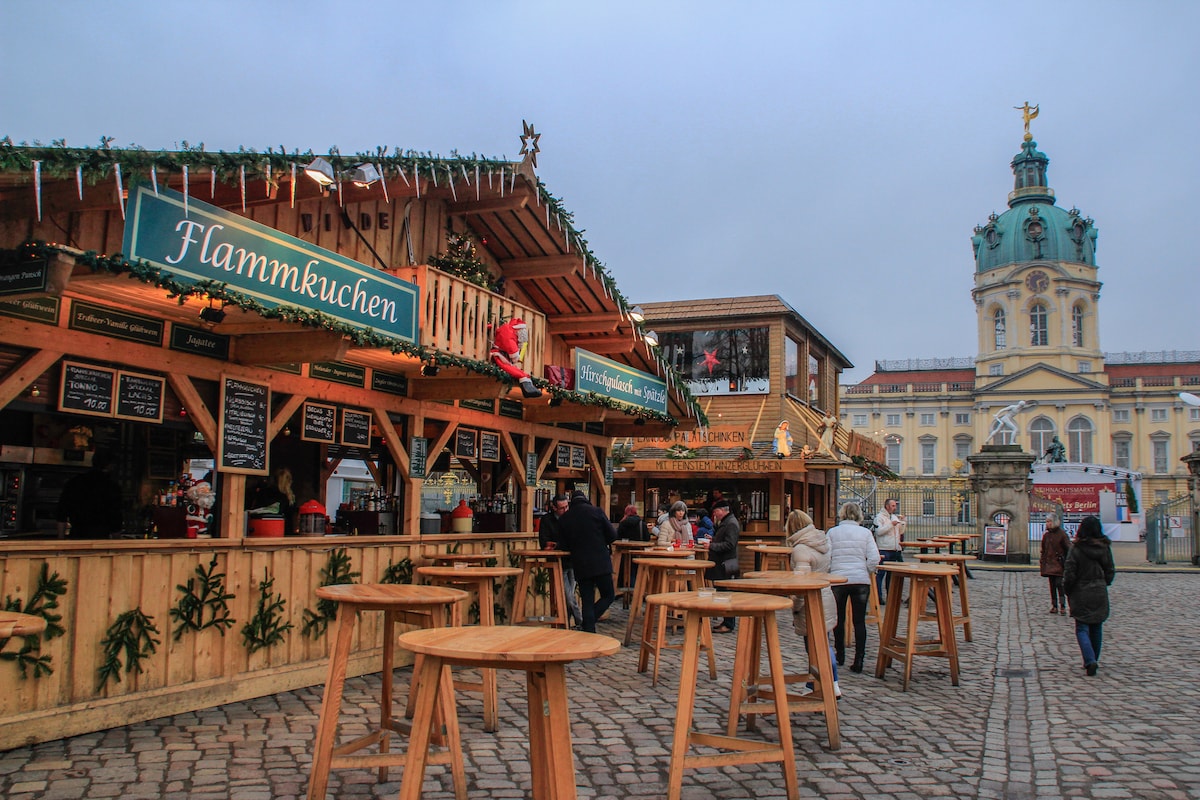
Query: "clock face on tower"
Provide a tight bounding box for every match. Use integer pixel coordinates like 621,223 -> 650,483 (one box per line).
1025,270 -> 1049,293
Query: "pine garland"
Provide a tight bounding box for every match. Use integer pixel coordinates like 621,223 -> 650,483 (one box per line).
169,554 -> 236,641
301,549 -> 361,639
242,570 -> 293,653
97,609 -> 160,690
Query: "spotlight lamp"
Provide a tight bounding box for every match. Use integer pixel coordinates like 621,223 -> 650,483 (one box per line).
642,329 -> 659,347
304,157 -> 336,187
628,305 -> 646,324
199,301 -> 226,324
348,163 -> 381,188
548,396 -> 564,407
420,362 -> 440,377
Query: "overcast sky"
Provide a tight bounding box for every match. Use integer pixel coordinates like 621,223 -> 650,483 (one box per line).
3,1 -> 1197,382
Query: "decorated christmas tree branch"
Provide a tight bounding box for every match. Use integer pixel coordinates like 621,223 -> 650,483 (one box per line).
169,555 -> 236,641
379,557 -> 415,585
301,549 -> 360,639
242,570 -> 293,654
97,609 -> 160,690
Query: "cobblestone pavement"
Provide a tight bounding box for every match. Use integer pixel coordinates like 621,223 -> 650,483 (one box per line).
3,568 -> 1200,799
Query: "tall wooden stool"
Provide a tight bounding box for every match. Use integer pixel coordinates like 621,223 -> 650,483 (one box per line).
621,548 -> 695,646
915,553 -> 976,641
397,626 -> 620,800
639,558 -> 715,685
306,583 -> 468,800
611,539 -> 655,608
874,563 -> 960,690
416,564 -> 521,732
655,591 -> 798,800
511,549 -> 571,628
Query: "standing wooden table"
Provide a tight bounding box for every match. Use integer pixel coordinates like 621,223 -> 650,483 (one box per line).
621,548 -> 696,646
0,610 -> 47,640
745,544 -> 794,572
397,626 -> 620,800
307,583 -> 468,800
875,562 -> 960,690
914,553 -> 977,641
611,539 -> 655,604
652,590 -> 799,800
417,564 -> 521,732
715,574 -> 841,748
511,549 -> 571,628
432,552 -> 497,566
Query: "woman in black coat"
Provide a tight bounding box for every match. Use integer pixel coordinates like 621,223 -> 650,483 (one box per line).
1062,515 -> 1115,676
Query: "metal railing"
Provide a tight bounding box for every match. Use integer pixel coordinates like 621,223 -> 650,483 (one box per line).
1145,494 -> 1196,564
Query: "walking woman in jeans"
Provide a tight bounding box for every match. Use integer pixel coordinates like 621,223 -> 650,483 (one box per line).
827,502 -> 881,673
1063,515 -> 1115,676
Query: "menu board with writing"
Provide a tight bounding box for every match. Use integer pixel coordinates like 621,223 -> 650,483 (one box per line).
301,402 -> 337,443
479,431 -> 500,463
409,436 -> 428,478
454,427 -> 477,459
341,409 -> 372,448
556,443 -> 571,469
571,445 -> 587,470
59,361 -> 116,418
525,451 -> 539,487
218,376 -> 269,475
115,371 -> 165,423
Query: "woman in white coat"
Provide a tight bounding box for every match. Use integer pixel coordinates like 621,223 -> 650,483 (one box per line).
784,509 -> 839,696
827,502 -> 880,674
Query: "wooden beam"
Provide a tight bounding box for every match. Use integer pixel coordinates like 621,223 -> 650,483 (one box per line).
447,195 -> 529,215
558,336 -> 637,355
269,394 -> 305,440
498,255 -> 584,280
0,348 -> 62,408
374,408 -> 408,475
167,375 -> 217,449
523,404 -> 610,424
408,377 -> 508,401
234,331 -> 349,366
546,312 -> 623,334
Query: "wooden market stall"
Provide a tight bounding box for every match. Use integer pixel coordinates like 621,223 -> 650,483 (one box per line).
611,296 -> 885,563
0,134 -> 702,749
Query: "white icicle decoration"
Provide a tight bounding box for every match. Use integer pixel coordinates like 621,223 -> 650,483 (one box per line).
240,165 -> 246,212
475,165 -> 480,200
290,163 -> 296,208
448,167 -> 457,201
397,166 -> 410,187
377,164 -> 389,203
151,165 -> 159,196
265,162 -> 271,197
210,168 -> 216,198
509,168 -> 516,194
499,168 -> 504,197
33,161 -> 42,221
115,163 -> 125,219
429,163 -> 437,187
183,165 -> 189,217
76,165 -> 83,200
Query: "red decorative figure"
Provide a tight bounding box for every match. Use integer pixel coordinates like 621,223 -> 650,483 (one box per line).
490,318 -> 542,398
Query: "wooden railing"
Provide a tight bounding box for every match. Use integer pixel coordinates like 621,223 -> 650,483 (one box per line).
399,264 -> 545,374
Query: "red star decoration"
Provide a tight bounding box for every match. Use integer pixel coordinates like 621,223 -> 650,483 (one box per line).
699,350 -> 721,374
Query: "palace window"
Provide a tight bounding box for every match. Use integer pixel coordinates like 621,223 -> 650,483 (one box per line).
1029,416 -> 1055,458
1113,439 -> 1131,470
920,440 -> 936,475
1067,417 -> 1094,463
994,308 -> 1006,349
922,490 -> 936,516
954,439 -> 972,470
955,412 -> 971,425
1151,408 -> 1168,423
886,414 -> 901,427
852,414 -> 867,427
1153,439 -> 1170,474
989,363 -> 1003,376
885,435 -> 902,473
1072,304 -> 1085,347
1113,409 -> 1131,423
920,413 -> 935,426
1030,303 -> 1048,346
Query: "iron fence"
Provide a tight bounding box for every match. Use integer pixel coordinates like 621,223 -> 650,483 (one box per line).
1145,494 -> 1195,564
839,476 -> 977,545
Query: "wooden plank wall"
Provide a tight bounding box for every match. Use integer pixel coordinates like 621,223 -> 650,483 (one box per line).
0,534 -> 538,750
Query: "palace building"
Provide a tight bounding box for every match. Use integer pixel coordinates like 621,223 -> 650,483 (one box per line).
839,125 -> 1200,510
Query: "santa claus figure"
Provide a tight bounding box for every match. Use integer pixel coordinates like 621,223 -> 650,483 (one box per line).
489,318 -> 542,398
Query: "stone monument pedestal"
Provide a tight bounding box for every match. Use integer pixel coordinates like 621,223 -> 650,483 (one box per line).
968,444 -> 1037,565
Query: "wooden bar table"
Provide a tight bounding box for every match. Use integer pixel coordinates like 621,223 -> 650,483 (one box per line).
637,558 -> 716,684
874,563 -> 960,690
914,553 -> 977,641
416,564 -> 521,732
745,544 -> 794,572
397,626 -> 620,800
432,552 -> 497,566
0,610 -> 47,640
611,539 -> 655,606
901,539 -> 947,554
715,574 -> 841,748
621,547 -> 695,646
653,590 -> 798,800
511,549 -> 571,628
307,583 -> 468,800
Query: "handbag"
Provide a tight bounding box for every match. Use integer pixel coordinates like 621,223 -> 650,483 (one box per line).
723,556 -> 740,576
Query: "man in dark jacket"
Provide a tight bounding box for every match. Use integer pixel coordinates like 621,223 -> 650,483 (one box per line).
706,499 -> 741,632
56,449 -> 123,539
538,494 -> 582,627
556,490 -> 617,633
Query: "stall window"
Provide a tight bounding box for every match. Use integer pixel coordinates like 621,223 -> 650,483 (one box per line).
660,327 -> 770,396
785,336 -> 801,398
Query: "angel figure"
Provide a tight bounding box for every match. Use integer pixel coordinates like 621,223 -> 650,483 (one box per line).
819,412 -> 839,456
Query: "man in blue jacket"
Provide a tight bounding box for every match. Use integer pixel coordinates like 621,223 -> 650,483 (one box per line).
556,490 -> 617,633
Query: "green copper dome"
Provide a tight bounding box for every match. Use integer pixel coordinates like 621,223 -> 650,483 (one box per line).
971,139 -> 1098,273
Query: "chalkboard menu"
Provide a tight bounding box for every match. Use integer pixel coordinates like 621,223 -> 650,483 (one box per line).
556,443 -> 571,469
454,427 -> 477,459
479,431 -> 500,463
341,409 -> 372,448
115,372 -> 165,423
218,376 -> 269,475
604,456 -> 614,486
409,437 -> 428,478
571,445 -> 587,470
59,361 -> 116,418
301,402 -> 337,443
525,452 -> 539,487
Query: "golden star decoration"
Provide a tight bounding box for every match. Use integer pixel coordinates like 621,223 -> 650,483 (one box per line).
519,120 -> 541,168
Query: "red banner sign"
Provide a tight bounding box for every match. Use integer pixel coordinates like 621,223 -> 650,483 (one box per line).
1031,483 -> 1114,515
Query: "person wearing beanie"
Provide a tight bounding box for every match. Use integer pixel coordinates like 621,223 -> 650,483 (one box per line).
706,499 -> 740,633
556,491 -> 618,632
656,500 -> 694,547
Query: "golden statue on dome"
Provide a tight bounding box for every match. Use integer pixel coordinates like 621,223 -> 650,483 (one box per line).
1014,101 -> 1039,141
